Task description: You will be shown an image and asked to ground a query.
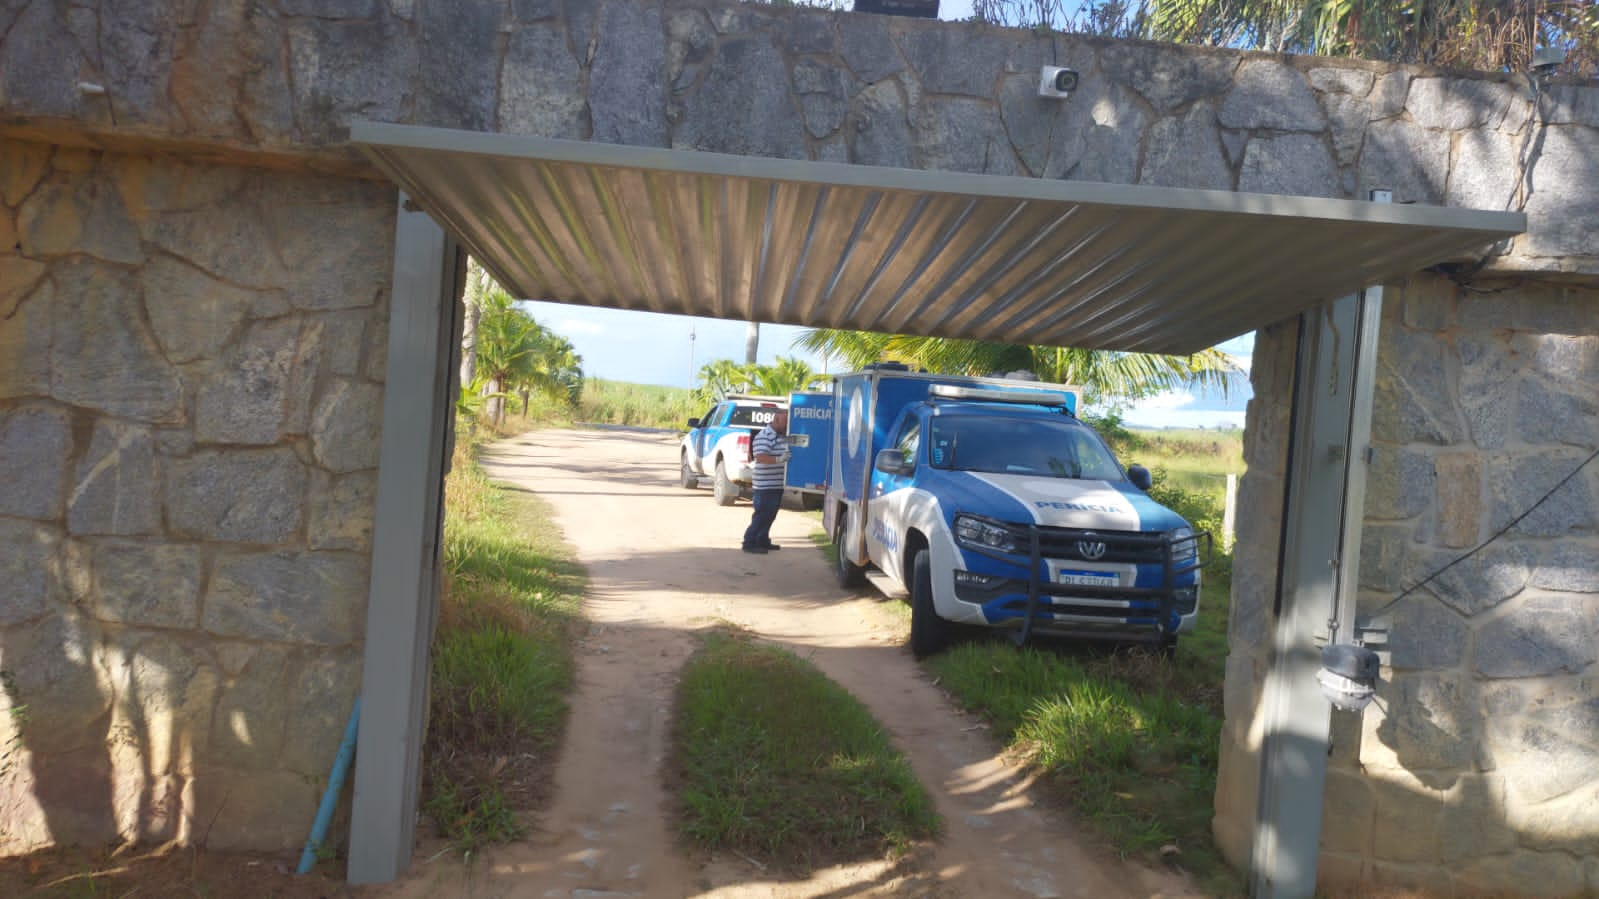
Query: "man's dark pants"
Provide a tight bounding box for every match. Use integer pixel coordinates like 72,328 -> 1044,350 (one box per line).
742,488 -> 782,549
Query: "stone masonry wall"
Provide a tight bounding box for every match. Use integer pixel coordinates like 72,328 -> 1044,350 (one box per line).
0,139 -> 395,852
1332,273 -> 1599,895
1210,316 -> 1297,868
1,0 -> 1596,275
1215,273 -> 1599,896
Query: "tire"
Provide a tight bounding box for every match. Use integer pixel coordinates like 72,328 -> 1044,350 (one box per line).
833,514 -> 866,589
712,459 -> 738,506
680,452 -> 699,489
909,548 -> 951,659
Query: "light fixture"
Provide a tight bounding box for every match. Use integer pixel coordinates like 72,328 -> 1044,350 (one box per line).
1316,643 -> 1381,712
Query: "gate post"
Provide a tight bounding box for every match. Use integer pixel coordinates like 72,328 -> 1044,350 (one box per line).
1250,193 -> 1389,898
348,194 -> 463,883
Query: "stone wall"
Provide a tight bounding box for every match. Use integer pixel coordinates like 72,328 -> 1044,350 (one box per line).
1210,315 -> 1297,867
2,0 -> 1596,274
1215,272 -> 1599,895
0,139 -> 395,852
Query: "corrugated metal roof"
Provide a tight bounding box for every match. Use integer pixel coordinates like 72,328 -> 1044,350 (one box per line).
353,121 -> 1525,356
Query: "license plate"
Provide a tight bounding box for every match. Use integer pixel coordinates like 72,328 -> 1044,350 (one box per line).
1059,570 -> 1118,587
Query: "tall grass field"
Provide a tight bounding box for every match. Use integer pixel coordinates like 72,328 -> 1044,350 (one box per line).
579,377 -> 702,429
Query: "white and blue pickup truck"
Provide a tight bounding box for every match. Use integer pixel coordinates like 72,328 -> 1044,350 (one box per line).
792,366 -> 1210,657
680,395 -> 788,505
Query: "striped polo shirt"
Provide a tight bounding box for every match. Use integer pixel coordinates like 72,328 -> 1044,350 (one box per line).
750,426 -> 787,491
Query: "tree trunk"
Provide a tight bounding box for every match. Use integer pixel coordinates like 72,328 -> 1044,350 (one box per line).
488,377 -> 504,427
744,320 -> 759,365
460,262 -> 493,388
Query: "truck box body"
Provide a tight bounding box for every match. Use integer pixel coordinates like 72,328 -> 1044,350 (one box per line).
783,391 -> 834,495
813,368 -> 1206,654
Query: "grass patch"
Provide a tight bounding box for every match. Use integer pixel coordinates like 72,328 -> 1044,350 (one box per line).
924,582 -> 1241,894
423,432 -> 586,852
671,630 -> 940,869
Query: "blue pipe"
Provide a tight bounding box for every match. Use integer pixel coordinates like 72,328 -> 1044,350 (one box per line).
298,695 -> 361,875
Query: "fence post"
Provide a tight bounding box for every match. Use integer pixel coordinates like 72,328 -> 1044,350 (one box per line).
1222,472 -> 1238,552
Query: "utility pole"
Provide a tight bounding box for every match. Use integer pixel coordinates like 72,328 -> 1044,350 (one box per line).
688,326 -> 696,388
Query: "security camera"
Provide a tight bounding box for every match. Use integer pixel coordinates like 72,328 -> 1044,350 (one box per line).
1038,66 -> 1078,99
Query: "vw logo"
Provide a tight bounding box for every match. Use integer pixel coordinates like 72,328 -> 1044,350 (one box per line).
1076,540 -> 1108,560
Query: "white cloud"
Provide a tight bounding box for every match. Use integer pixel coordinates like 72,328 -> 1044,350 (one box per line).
1131,390 -> 1198,411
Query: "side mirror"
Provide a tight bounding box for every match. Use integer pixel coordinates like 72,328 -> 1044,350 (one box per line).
1127,464 -> 1152,491
875,448 -> 912,476
687,418 -> 701,429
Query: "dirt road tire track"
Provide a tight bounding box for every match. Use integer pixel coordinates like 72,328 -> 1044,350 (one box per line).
376,427 -> 1201,899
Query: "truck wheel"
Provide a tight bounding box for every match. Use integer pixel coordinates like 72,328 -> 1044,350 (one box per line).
909,548 -> 951,658
833,516 -> 865,588
712,459 -> 738,506
679,452 -> 699,489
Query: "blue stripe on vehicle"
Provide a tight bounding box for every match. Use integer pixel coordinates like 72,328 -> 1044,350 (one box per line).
922,469 -> 1038,525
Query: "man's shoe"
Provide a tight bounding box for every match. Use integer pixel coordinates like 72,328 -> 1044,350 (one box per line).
762,543 -> 782,551
742,545 -> 768,554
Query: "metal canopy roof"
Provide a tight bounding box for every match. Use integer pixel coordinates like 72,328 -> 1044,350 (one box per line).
353,120 -> 1525,356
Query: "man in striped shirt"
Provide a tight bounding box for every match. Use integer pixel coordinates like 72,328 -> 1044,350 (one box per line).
741,408 -> 790,554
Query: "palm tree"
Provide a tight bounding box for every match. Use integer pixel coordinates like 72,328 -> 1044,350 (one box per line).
1143,0 -> 1598,72
470,288 -> 587,426
526,329 -> 584,408
695,359 -> 755,404
460,259 -> 496,389
975,0 -> 1598,74
747,356 -> 831,396
793,328 -> 1236,406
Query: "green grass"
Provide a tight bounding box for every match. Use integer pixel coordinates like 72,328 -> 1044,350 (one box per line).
922,575 -> 1240,894
423,432 -> 587,852
671,630 -> 941,869
1109,426 -> 1245,505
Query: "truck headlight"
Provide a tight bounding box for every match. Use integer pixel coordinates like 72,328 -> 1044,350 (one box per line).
1169,526 -> 1196,562
955,514 -> 1018,553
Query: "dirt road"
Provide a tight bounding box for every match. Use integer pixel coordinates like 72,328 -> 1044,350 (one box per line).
380,427 -> 1201,899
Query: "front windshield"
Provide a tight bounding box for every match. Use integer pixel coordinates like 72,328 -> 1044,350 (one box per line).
928,416 -> 1124,480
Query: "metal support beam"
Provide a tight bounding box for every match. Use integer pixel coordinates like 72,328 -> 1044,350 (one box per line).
349,194 -> 463,884
1250,191 -> 1389,898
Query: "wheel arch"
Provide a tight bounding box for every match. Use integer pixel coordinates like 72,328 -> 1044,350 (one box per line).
901,528 -> 930,587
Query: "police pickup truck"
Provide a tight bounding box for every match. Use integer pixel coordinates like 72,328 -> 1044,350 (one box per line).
793,367 -> 1209,657
679,395 -> 787,505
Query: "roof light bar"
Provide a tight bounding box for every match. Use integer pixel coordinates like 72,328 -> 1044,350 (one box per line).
929,385 -> 1069,406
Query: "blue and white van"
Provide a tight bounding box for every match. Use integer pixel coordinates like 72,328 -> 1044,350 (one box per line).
796,367 -> 1209,657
